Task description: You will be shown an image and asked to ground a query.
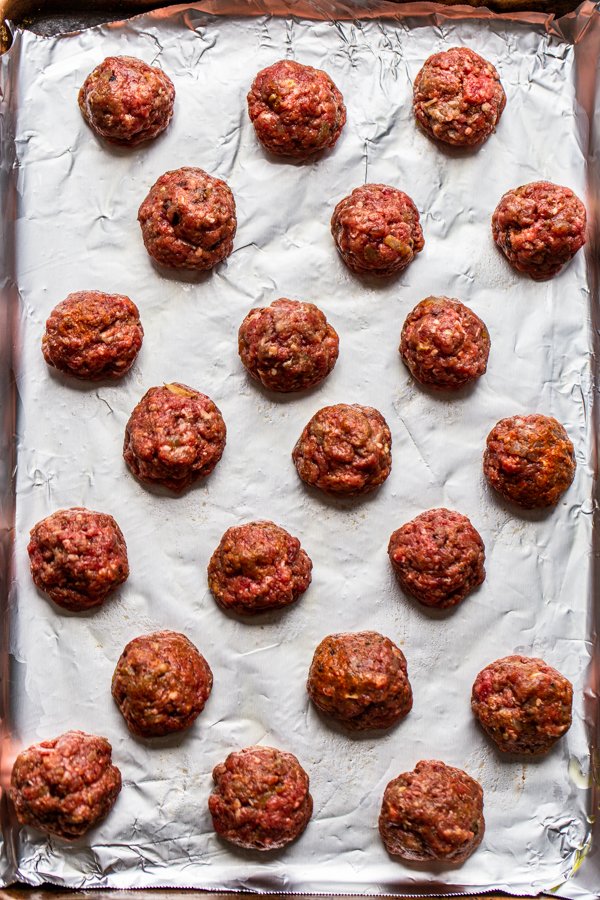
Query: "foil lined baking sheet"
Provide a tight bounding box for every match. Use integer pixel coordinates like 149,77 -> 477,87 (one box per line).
0,0 -> 598,894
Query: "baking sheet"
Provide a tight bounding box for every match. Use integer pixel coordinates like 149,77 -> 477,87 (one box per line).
0,0 -> 599,894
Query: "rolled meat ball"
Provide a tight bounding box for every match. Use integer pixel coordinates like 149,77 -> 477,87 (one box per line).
78,56 -> 175,145
209,745 -> 313,850
10,731 -> 122,839
247,59 -> 346,159
331,184 -> 424,277
400,297 -> 489,390
112,630 -> 213,737
307,631 -> 412,731
483,414 -> 575,509
27,507 -> 129,612
413,47 -> 506,147
388,508 -> 485,609
123,383 -> 226,493
138,167 -> 236,270
379,759 -> 484,862
292,403 -> 392,496
492,181 -> 586,280
238,298 -> 339,393
208,520 -> 312,615
42,291 -> 143,380
471,655 -> 573,754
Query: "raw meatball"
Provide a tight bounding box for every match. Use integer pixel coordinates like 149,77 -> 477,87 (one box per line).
400,297 -> 489,390
388,508 -> 485,609
28,507 -> 129,612
208,520 -> 312,615
331,184 -> 424,277
247,59 -> 346,159
10,731 -> 121,839
78,56 -> 174,146
209,745 -> 312,850
471,655 -> 573,754
138,167 -> 236,270
492,181 -> 586,280
111,630 -> 213,737
123,383 -> 226,493
307,631 -> 412,731
413,47 -> 506,147
292,403 -> 392,496
483,414 -> 575,508
42,291 -> 143,380
379,759 -> 484,862
238,298 -> 339,392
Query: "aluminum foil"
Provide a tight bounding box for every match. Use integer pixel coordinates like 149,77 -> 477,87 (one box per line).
0,0 -> 599,894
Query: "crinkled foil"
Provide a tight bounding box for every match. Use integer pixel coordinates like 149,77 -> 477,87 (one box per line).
0,0 -> 598,894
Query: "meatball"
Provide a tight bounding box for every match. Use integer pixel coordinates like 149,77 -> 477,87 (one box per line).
483,414 -> 575,509
28,507 -> 129,612
238,298 -> 339,393
42,291 -> 143,380
400,297 -> 489,390
331,184 -> 424,277
10,731 -> 121,840
379,759 -> 484,862
292,403 -> 392,496
413,47 -> 506,147
388,508 -> 485,609
247,59 -> 346,159
208,520 -> 312,615
492,181 -> 586,280
138,167 -> 236,270
78,56 -> 174,146
112,631 -> 212,737
209,746 -> 312,850
307,631 -> 412,731
123,383 -> 226,493
472,655 -> 573,754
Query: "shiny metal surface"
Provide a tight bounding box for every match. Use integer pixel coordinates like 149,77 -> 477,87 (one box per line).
0,1 -> 598,895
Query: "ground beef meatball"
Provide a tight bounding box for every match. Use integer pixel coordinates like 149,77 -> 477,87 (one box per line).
388,508 -> 485,609
209,746 -> 312,850
472,655 -> 573,754
138,167 -> 236,270
413,47 -> 506,147
379,760 -> 484,862
28,508 -> 129,612
112,631 -> 213,737
492,181 -> 586,280
238,298 -> 339,393
10,731 -> 121,840
292,403 -> 392,495
400,297 -> 489,390
331,184 -> 424,277
78,56 -> 174,146
247,59 -> 346,159
483,414 -> 575,509
123,383 -> 226,493
42,291 -> 143,380
208,520 -> 312,615
307,631 -> 412,731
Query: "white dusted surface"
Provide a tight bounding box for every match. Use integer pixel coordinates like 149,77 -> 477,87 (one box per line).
1,2 -> 598,895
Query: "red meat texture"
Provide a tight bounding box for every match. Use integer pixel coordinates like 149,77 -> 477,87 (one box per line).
209,746 -> 313,850
79,56 -> 175,145
10,731 -> 122,839
247,59 -> 346,159
413,47 -> 506,147
292,403 -> 392,495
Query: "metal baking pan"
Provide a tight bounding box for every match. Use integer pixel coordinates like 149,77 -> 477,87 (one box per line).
0,0 -> 598,898
0,0 -> 588,49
